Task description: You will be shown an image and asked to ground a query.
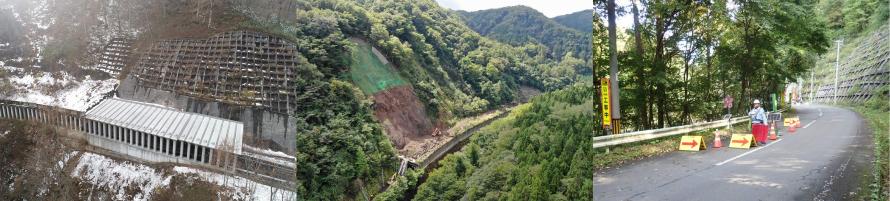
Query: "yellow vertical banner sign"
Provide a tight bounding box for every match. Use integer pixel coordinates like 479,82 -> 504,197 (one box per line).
600,77 -> 612,129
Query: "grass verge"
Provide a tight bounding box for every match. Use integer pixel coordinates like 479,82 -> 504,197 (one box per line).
847,97 -> 889,201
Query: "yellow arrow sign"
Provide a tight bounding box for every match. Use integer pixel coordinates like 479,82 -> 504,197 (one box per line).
679,135 -> 706,151
729,134 -> 757,149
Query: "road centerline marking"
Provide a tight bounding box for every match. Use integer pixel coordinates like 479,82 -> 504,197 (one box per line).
803,120 -> 817,128
715,139 -> 784,166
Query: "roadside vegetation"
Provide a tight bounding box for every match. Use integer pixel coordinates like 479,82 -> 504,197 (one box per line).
845,90 -> 889,201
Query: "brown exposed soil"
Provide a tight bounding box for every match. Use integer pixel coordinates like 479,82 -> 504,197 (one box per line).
371,85 -> 434,149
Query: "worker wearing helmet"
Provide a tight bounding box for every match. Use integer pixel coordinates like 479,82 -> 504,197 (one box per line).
748,99 -> 768,144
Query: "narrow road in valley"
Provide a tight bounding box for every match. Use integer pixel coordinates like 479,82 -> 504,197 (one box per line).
595,104 -> 875,200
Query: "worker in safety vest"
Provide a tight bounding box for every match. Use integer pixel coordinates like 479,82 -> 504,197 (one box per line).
748,99 -> 768,144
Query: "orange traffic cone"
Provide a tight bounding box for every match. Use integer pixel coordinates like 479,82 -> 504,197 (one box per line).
713,132 -> 723,148
795,120 -> 802,128
769,125 -> 778,140
788,125 -> 797,133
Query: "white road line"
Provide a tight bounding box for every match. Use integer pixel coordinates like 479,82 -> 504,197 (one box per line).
715,139 -> 784,166
803,120 -> 817,128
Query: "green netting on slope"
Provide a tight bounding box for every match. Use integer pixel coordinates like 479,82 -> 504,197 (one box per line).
348,39 -> 408,94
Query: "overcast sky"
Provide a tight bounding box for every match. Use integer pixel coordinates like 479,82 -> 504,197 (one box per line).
435,0 -> 637,28
434,0 -> 593,17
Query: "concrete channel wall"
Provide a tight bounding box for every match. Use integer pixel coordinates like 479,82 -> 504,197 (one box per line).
0,100 -> 295,188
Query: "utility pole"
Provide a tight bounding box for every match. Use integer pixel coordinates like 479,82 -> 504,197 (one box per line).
809,70 -> 815,103
607,0 -> 621,133
833,39 -> 842,104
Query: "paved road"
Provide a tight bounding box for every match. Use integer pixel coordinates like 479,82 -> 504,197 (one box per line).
594,104 -> 874,201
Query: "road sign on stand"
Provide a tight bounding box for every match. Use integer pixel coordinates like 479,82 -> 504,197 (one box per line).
679,136 -> 707,151
600,77 -> 612,130
723,95 -> 734,109
729,134 -> 757,149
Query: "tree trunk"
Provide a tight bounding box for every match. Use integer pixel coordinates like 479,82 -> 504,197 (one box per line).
740,16 -> 753,115
632,0 -> 649,129
654,17 -> 667,128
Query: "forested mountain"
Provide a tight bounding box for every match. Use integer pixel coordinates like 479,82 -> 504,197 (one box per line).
458,6 -> 592,61
553,9 -> 594,33
415,84 -> 595,200
224,0 -> 590,199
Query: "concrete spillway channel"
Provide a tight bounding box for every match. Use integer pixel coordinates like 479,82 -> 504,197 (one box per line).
0,99 -> 296,190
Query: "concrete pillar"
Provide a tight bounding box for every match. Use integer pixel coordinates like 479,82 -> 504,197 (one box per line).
200,147 -> 206,162
185,143 -> 191,160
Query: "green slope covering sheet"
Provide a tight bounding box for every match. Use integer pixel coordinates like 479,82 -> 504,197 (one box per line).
348,39 -> 408,94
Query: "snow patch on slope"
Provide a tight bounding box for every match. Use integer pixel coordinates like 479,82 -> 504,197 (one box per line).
174,166 -> 296,200
69,151 -> 295,201
71,152 -> 172,201
2,66 -> 117,111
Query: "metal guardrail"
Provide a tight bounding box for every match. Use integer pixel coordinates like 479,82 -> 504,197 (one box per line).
592,117 -> 750,149
594,109 -> 787,149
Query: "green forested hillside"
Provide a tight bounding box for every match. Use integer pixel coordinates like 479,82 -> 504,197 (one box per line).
458,6 -> 592,61
415,84 -> 595,200
227,0 -> 593,199
553,9 -> 594,33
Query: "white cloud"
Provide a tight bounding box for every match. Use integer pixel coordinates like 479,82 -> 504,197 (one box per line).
435,0 -> 592,17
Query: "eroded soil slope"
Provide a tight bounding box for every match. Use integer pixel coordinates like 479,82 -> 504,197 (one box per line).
371,85 -> 434,149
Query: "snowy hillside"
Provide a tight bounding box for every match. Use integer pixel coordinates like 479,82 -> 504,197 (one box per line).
71,151 -> 296,201
1,66 -> 117,111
